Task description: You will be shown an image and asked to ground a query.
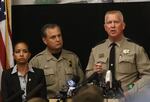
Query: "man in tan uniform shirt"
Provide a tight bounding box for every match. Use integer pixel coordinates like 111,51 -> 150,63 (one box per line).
30,24 -> 84,98
86,10 -> 150,97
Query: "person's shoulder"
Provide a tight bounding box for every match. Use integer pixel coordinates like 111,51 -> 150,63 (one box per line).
27,97 -> 47,102
2,67 -> 14,77
93,39 -> 106,48
3,67 -> 13,73
95,39 -> 106,46
62,49 -> 80,59
32,67 -> 44,74
32,49 -> 47,58
62,49 -> 77,55
126,38 -> 143,47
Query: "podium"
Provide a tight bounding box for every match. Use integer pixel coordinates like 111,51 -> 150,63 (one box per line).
49,98 -> 72,102
49,98 -> 124,102
104,98 -> 125,102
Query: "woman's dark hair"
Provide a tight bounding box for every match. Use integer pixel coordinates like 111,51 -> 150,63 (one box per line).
13,40 -> 30,52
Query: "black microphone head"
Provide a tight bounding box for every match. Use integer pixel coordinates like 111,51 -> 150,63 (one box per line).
21,90 -> 25,95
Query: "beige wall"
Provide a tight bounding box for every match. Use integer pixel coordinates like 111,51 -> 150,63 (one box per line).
12,0 -> 150,5
12,0 -> 35,5
12,0 -> 56,5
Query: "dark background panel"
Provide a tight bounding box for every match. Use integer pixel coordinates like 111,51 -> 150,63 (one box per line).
12,3 -> 150,70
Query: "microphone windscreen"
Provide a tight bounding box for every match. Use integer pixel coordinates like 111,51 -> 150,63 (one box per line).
105,70 -> 112,88
67,75 -> 80,87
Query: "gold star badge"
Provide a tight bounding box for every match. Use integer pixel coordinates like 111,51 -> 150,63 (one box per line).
123,49 -> 130,54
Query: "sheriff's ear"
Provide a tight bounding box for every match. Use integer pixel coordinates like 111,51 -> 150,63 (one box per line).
42,37 -> 47,45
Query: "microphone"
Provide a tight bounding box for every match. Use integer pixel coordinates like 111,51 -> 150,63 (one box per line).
73,72 -> 103,96
6,90 -> 24,102
58,75 -> 80,99
67,75 -> 80,96
26,83 -> 43,100
103,70 -> 124,98
67,75 -> 80,87
81,72 -> 100,86
105,70 -> 112,89
56,75 -> 80,102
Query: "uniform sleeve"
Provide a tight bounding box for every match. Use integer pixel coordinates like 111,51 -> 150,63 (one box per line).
136,46 -> 150,75
74,55 -> 85,84
85,49 -> 95,78
127,46 -> 150,96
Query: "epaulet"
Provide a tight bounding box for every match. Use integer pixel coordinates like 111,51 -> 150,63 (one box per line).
95,39 -> 106,46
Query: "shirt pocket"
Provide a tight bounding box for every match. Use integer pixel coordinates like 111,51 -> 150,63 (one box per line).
43,68 -> 55,86
64,62 -> 74,81
65,66 -> 74,79
118,53 -> 136,73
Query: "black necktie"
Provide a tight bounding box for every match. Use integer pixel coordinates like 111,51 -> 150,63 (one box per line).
109,43 -> 116,84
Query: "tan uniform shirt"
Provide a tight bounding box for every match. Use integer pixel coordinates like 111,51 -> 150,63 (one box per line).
86,36 -> 150,93
29,48 -> 84,98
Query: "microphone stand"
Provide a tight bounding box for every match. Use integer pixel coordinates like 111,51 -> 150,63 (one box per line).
56,90 -> 67,102
102,80 -> 124,98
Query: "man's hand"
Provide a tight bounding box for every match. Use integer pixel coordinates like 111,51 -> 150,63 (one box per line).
93,62 -> 103,74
